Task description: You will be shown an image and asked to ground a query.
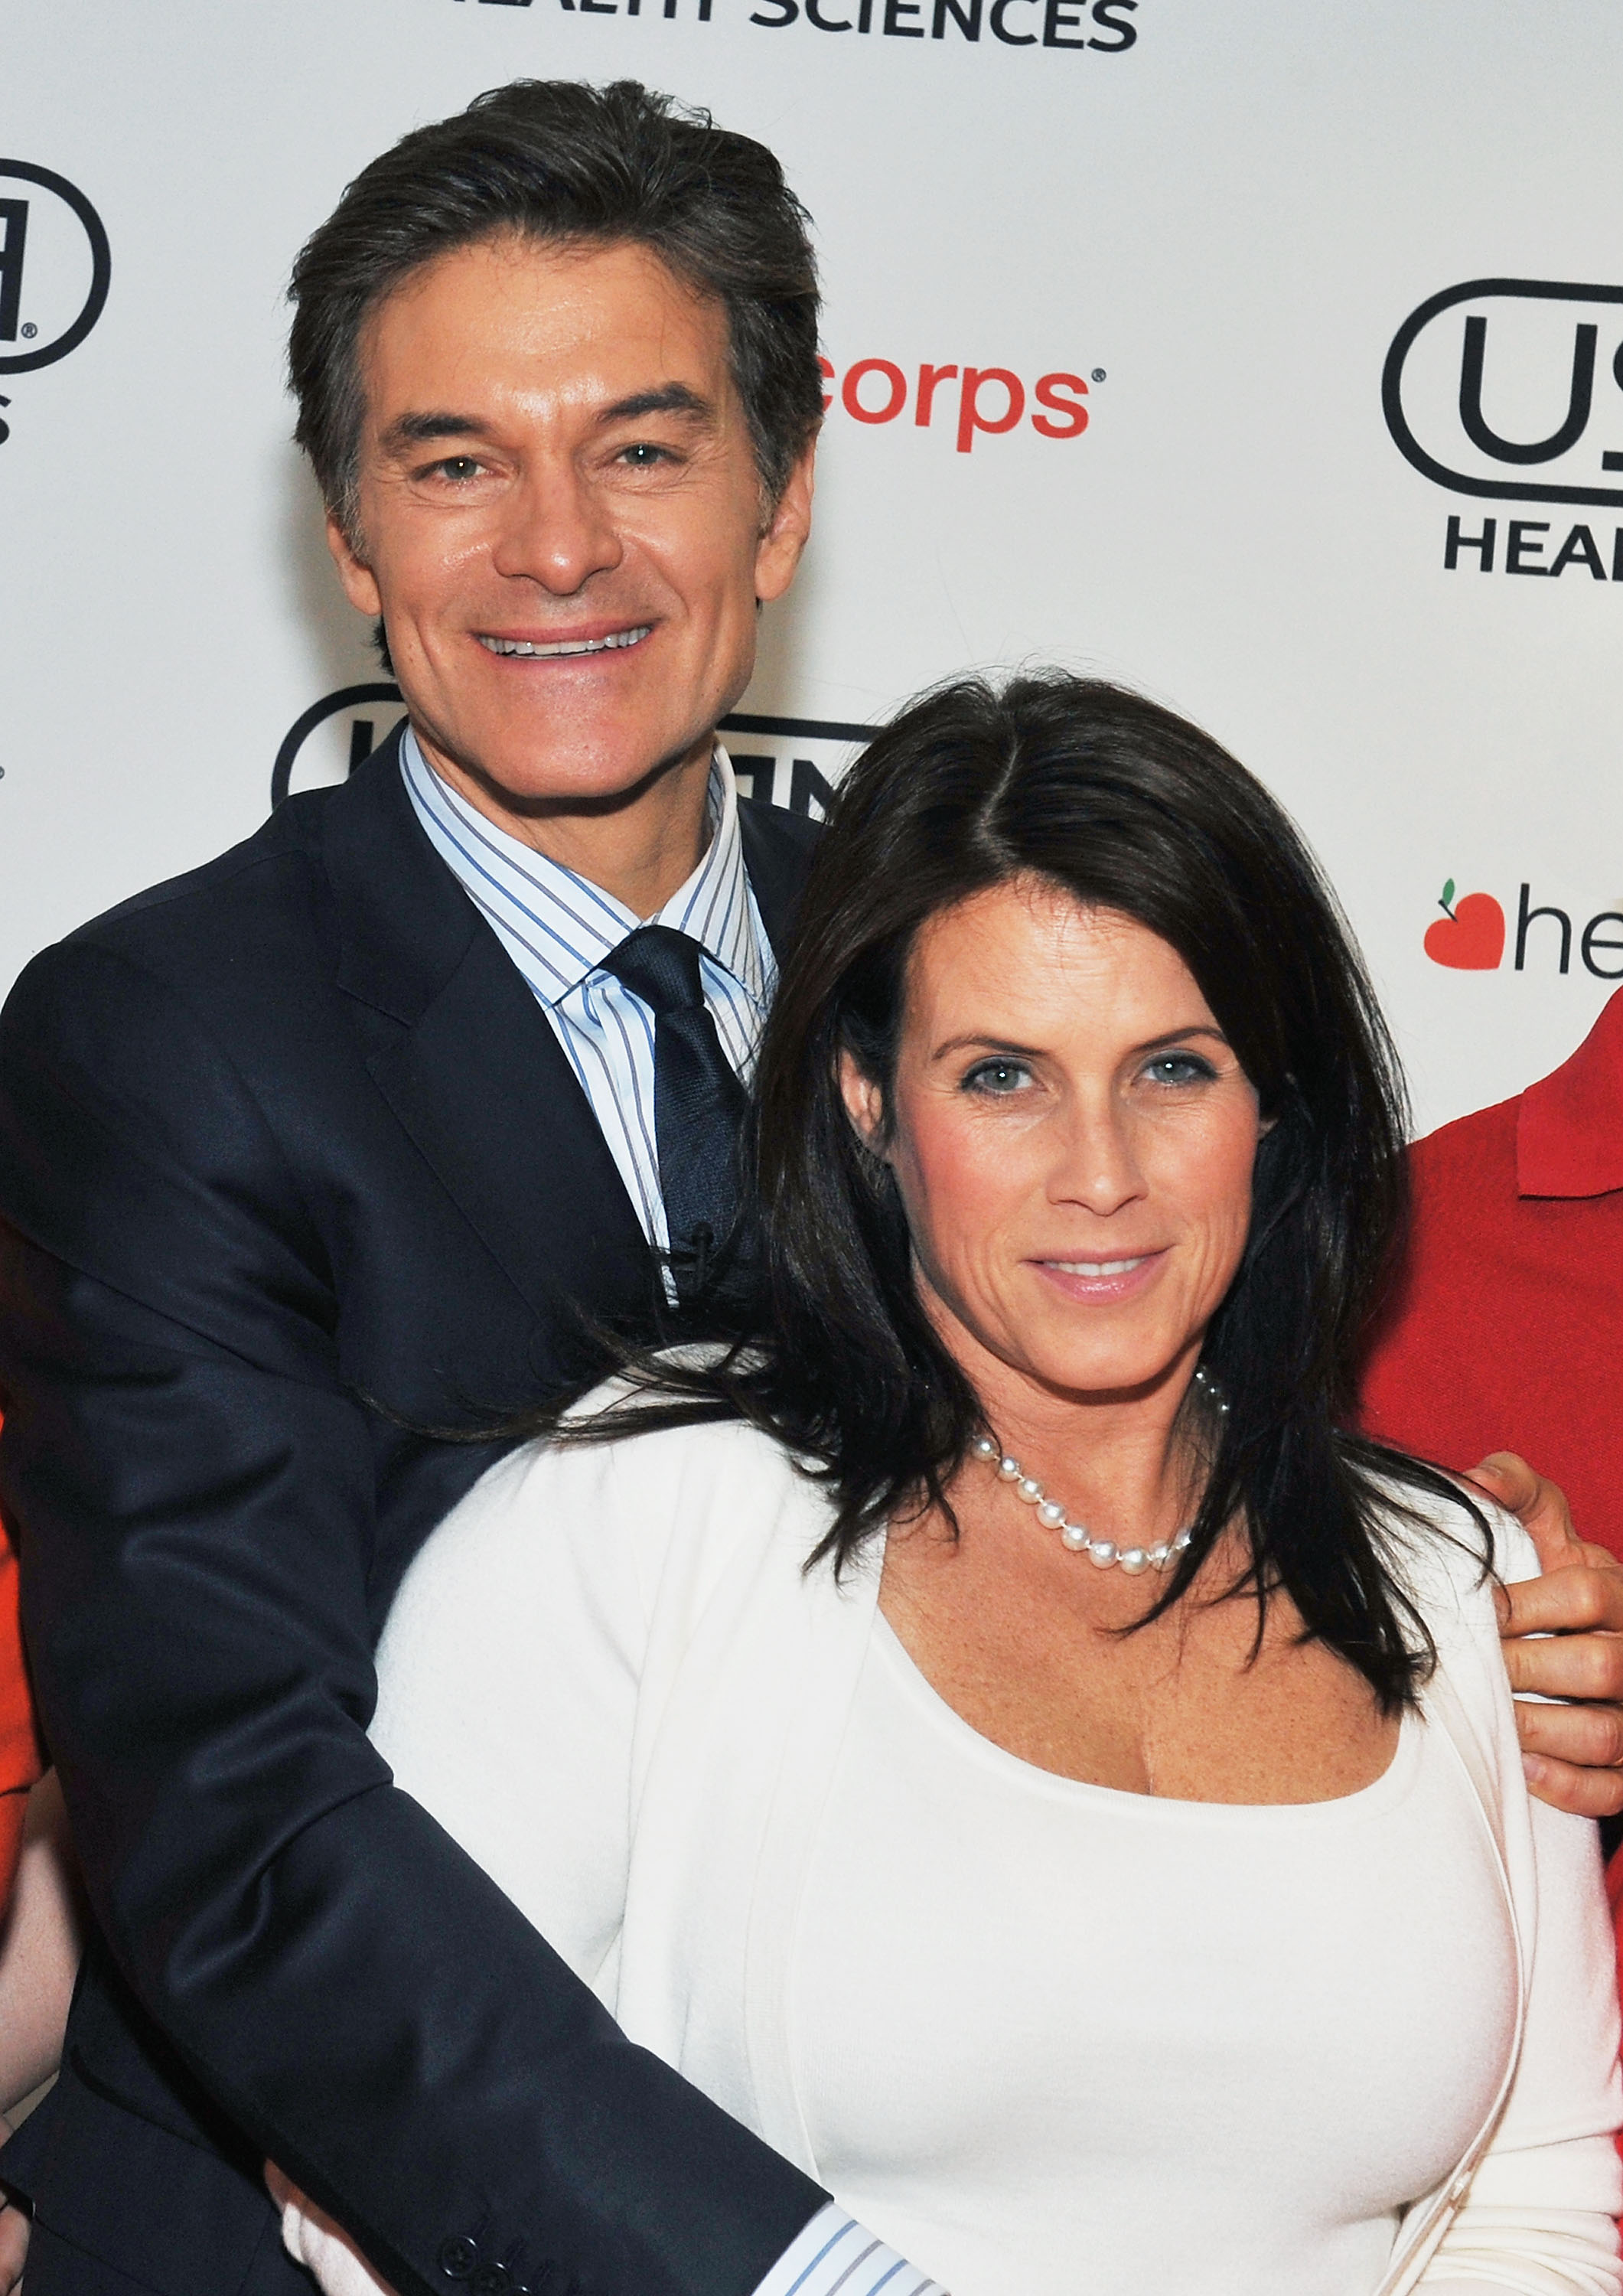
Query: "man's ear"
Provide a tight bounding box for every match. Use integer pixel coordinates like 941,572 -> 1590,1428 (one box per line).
838,1048 -> 888,1157
324,508 -> 383,619
754,436 -> 817,605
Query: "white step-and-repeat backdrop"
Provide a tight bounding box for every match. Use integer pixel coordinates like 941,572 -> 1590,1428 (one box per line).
5,1 -> 1622,1137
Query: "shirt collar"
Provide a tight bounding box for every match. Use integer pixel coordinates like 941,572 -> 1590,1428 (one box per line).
400,726 -> 768,1011
1516,984 -> 1623,1198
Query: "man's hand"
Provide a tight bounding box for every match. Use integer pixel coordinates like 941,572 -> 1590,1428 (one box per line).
0,2116 -> 30,2295
0,2201 -> 24,2294
266,2162 -> 397,2296
1470,1453 -> 1623,1819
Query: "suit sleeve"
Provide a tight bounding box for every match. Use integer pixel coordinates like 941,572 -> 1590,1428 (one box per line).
0,941 -> 824,2296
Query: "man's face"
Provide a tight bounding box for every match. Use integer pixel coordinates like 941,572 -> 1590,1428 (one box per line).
327,234 -> 814,810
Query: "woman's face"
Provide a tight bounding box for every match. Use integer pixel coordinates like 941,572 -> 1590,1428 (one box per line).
842,876 -> 1265,1405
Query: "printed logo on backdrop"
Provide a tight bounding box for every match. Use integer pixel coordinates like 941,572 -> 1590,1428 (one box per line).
450,0 -> 1139,52
272,691 -> 870,814
1383,280 -> 1623,584
1423,877 -> 1623,980
272,684 -> 407,808
718,712 -> 871,814
820,355 -> 1099,452
0,160 -> 111,446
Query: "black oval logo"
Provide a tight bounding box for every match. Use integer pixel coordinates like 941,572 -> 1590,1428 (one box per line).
1383,278 -> 1623,508
0,160 -> 111,376
272,683 -> 405,809
271,696 -> 872,815
716,709 -> 872,815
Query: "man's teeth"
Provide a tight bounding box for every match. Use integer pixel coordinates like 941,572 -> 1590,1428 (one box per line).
1050,1257 -> 1147,1277
478,626 -> 652,657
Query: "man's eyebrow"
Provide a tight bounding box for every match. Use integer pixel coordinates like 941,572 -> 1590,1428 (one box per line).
377,411 -> 491,458
598,383 -> 716,427
376,387 -> 716,460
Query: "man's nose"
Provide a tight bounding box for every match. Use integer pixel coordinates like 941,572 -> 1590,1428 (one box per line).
490,463 -> 623,595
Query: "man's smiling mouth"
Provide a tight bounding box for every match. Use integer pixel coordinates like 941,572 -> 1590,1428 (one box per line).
477,626 -> 653,658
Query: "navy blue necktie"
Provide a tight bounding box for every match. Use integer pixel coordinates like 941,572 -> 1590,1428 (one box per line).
600,925 -> 749,1303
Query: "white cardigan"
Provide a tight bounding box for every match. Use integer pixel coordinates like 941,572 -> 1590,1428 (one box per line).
283,1409 -> 1623,2296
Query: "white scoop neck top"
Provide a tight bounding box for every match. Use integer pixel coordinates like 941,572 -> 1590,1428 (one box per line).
789,1614 -> 1514,2293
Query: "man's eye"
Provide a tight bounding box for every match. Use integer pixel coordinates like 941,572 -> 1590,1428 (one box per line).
620,442 -> 672,468
1145,1053 -> 1215,1086
429,457 -> 484,482
965,1058 -> 1031,1095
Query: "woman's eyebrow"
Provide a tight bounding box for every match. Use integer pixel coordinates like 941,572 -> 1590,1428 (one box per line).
930,1025 -> 1230,1062
930,1034 -> 1045,1062
1130,1025 -> 1230,1056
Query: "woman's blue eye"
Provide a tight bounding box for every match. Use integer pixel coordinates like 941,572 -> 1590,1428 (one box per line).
1146,1053 -> 1214,1085
966,1060 -> 1030,1094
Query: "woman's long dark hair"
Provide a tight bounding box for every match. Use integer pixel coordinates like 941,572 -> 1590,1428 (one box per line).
528,672 -> 1484,1713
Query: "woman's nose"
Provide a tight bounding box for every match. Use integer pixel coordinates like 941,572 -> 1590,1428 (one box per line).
1050,1103 -> 1146,1216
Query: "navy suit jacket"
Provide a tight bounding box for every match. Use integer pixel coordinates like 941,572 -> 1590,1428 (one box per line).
0,732 -> 826,2296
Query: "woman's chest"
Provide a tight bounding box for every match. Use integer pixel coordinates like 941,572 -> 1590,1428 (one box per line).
879,1535 -> 1397,1802
785,1627 -> 1517,2296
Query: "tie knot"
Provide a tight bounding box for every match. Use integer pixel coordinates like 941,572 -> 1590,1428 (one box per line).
599,924 -> 709,1016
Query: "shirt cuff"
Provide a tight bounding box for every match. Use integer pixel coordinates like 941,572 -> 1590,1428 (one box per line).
748,2203 -> 948,2296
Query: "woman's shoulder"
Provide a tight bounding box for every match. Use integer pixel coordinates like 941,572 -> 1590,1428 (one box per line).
1364,1459 -> 1538,1629
526,1381 -> 818,1521
383,1391 -> 826,1655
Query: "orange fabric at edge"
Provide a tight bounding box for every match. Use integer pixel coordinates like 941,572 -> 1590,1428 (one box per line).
0,1496 -> 41,1913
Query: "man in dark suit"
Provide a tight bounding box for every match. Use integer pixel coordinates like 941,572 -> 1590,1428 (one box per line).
0,78 -> 940,2296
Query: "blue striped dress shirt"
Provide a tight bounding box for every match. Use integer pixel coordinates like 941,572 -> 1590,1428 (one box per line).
402,731 -> 948,2296
401,728 -> 772,1257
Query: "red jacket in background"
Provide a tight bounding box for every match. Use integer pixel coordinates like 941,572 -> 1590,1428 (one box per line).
1360,985 -> 1623,2167
1361,986 -> 1623,1560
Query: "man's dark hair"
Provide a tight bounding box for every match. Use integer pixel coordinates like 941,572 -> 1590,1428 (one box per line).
287,78 -> 823,537
526,672 -> 1488,1716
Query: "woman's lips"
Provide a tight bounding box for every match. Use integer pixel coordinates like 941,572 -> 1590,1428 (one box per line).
1033,1250 -> 1167,1304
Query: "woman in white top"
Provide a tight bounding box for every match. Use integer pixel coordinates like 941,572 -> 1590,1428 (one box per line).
279,673 -> 1621,2296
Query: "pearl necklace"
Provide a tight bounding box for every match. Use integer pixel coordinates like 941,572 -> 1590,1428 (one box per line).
970,1368 -> 1228,1574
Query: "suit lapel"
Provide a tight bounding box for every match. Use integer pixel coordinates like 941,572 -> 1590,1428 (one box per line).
321,736 -> 655,1343
318,750 -> 825,1355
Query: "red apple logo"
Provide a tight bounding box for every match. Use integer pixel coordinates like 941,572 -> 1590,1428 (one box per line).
1424,879 -> 1505,970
